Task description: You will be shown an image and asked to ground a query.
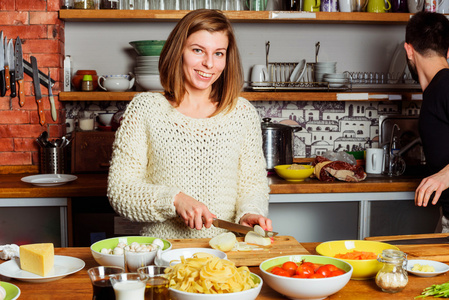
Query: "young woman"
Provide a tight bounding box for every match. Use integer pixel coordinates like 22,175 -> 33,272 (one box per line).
107,9 -> 272,239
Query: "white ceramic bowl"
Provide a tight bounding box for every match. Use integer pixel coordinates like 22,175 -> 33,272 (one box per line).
97,113 -> 114,126
168,273 -> 263,300
136,74 -> 163,90
90,236 -> 172,268
155,247 -> 227,267
260,255 -> 352,300
407,259 -> 449,277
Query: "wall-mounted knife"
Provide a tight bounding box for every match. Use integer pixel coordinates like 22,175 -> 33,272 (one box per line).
48,70 -> 57,121
31,56 -> 45,126
15,37 -> 25,106
0,31 -> 5,97
4,36 -> 10,91
8,39 -> 16,98
212,218 -> 278,237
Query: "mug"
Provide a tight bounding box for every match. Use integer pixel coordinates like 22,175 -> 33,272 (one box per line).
354,0 -> 368,10
98,74 -> 135,92
366,148 -> 384,174
251,64 -> 269,86
321,0 -> 338,11
303,0 -> 320,10
340,0 -> 355,11
247,0 -> 268,10
367,0 -> 391,12
407,0 -> 424,11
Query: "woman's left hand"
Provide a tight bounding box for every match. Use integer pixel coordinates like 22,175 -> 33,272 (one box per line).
240,214 -> 273,231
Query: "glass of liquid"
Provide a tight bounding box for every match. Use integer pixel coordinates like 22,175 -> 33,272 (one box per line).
138,266 -> 169,300
87,266 -> 124,300
110,273 -> 148,300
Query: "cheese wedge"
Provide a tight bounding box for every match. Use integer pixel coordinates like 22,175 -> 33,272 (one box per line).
19,243 -> 54,277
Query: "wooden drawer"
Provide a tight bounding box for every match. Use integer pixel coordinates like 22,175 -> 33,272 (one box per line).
71,131 -> 115,173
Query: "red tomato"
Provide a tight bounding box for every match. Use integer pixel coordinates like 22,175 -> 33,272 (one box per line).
292,274 -> 304,278
302,261 -> 319,272
316,265 -> 332,278
324,264 -> 339,272
330,270 -> 345,277
271,267 -> 284,274
282,261 -> 298,276
295,264 -> 314,278
273,268 -> 291,277
309,273 -> 325,279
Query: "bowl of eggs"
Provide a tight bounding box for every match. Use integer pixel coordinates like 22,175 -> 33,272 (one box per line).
90,236 -> 172,268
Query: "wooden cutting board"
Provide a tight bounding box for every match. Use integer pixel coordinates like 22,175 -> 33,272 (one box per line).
366,233 -> 449,262
168,235 -> 310,266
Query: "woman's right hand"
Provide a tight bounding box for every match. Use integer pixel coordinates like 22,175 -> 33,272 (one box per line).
174,192 -> 216,230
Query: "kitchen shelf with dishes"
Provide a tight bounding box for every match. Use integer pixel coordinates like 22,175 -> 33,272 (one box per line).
59,10 -> 417,24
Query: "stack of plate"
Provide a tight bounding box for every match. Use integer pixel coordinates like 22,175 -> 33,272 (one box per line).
323,73 -> 348,88
134,56 -> 163,90
314,62 -> 337,84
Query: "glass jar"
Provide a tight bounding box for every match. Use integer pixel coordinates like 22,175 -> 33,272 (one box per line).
74,0 -> 95,8
375,249 -> 408,293
61,0 -> 74,8
100,0 -> 119,8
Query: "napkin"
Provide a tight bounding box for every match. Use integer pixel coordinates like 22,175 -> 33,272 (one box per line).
0,244 -> 19,260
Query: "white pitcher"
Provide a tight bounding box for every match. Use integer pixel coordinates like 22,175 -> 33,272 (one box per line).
98,74 -> 135,92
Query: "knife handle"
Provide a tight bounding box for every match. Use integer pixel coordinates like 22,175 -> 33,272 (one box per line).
49,95 -> 57,121
4,65 -> 10,90
10,71 -> 16,98
36,97 -> 45,126
0,70 -> 5,97
18,79 -> 25,106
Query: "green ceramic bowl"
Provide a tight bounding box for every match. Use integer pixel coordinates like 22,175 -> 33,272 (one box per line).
129,40 -> 166,56
90,236 -> 172,267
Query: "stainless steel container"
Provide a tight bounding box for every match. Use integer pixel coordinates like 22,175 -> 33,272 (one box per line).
261,118 -> 301,171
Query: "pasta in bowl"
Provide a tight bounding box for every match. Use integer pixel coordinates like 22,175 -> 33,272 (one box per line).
165,253 -> 263,300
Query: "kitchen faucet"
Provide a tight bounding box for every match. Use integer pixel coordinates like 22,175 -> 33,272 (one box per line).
386,124 -> 401,177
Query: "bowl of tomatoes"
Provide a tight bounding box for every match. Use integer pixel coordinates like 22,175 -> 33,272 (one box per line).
315,240 -> 399,280
259,255 -> 352,300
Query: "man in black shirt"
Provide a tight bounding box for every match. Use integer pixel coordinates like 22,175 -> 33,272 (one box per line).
405,11 -> 449,231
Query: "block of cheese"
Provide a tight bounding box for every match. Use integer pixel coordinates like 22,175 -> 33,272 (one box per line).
19,243 -> 54,277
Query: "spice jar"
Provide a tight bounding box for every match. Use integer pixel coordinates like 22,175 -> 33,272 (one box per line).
375,249 -> 408,293
74,0 -> 95,9
82,75 -> 94,92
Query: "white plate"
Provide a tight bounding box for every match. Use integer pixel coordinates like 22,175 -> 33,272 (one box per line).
21,174 -> 78,186
0,255 -> 85,283
407,259 -> 449,277
289,59 -> 307,82
0,281 -> 20,300
388,41 -> 407,84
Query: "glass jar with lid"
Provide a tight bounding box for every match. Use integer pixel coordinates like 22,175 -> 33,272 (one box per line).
375,249 -> 408,293
74,0 -> 95,8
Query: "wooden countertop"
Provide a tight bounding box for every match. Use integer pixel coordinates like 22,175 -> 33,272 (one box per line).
0,173 -> 421,198
1,236 -> 448,299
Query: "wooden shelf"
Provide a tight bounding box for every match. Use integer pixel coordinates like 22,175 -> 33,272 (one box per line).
58,91 -> 422,102
59,10 -> 414,24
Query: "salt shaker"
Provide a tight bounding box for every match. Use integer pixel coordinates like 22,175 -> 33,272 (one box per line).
375,249 -> 408,293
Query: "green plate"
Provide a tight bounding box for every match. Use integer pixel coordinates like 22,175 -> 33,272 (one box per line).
1,281 -> 20,300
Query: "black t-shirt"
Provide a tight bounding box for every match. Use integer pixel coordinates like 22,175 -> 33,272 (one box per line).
419,68 -> 449,216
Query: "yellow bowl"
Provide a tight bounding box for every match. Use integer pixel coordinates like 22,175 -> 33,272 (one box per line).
274,164 -> 314,182
315,240 -> 399,280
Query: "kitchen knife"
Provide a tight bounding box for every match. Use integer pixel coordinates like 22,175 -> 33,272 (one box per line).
47,70 -> 57,121
212,218 -> 278,237
4,36 -> 10,91
31,56 -> 45,126
0,31 -> 5,97
15,37 -> 25,106
380,236 -> 449,245
22,58 -> 55,88
8,39 -> 16,98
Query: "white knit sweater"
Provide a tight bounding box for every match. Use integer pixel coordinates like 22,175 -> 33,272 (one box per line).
107,92 -> 270,239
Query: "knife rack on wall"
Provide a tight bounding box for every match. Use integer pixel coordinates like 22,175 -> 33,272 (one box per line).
23,58 -> 55,88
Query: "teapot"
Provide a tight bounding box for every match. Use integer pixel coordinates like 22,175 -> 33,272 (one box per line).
98,74 -> 135,92
367,0 -> 391,12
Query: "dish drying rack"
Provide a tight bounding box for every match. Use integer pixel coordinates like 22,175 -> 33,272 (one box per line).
247,61 -> 352,92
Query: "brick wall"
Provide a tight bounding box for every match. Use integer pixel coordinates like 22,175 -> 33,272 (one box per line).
0,0 -> 65,170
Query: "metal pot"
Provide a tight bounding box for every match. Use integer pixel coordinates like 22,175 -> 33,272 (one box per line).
261,118 -> 301,171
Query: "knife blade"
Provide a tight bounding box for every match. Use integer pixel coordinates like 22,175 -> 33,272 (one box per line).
4,36 -> 10,91
8,39 -> 16,98
31,56 -> 45,126
212,218 -> 278,238
48,70 -> 57,121
380,236 -> 449,245
15,37 -> 25,106
0,31 -> 5,97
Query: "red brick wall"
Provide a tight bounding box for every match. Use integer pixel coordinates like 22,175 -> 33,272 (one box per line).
0,0 -> 65,168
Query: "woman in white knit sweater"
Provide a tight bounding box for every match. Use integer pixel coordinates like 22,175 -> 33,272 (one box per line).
107,9 -> 271,239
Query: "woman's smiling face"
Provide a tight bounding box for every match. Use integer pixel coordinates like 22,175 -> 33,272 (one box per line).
182,30 -> 228,94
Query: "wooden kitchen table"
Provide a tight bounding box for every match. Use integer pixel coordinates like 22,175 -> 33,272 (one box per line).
1,237 -> 448,299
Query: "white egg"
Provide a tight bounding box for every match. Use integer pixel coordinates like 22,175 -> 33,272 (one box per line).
100,248 -> 111,255
152,238 -> 164,249
113,247 -> 124,255
116,242 -> 127,249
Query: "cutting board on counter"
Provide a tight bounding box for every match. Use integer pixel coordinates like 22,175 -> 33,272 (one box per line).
168,235 -> 310,266
366,233 -> 449,262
